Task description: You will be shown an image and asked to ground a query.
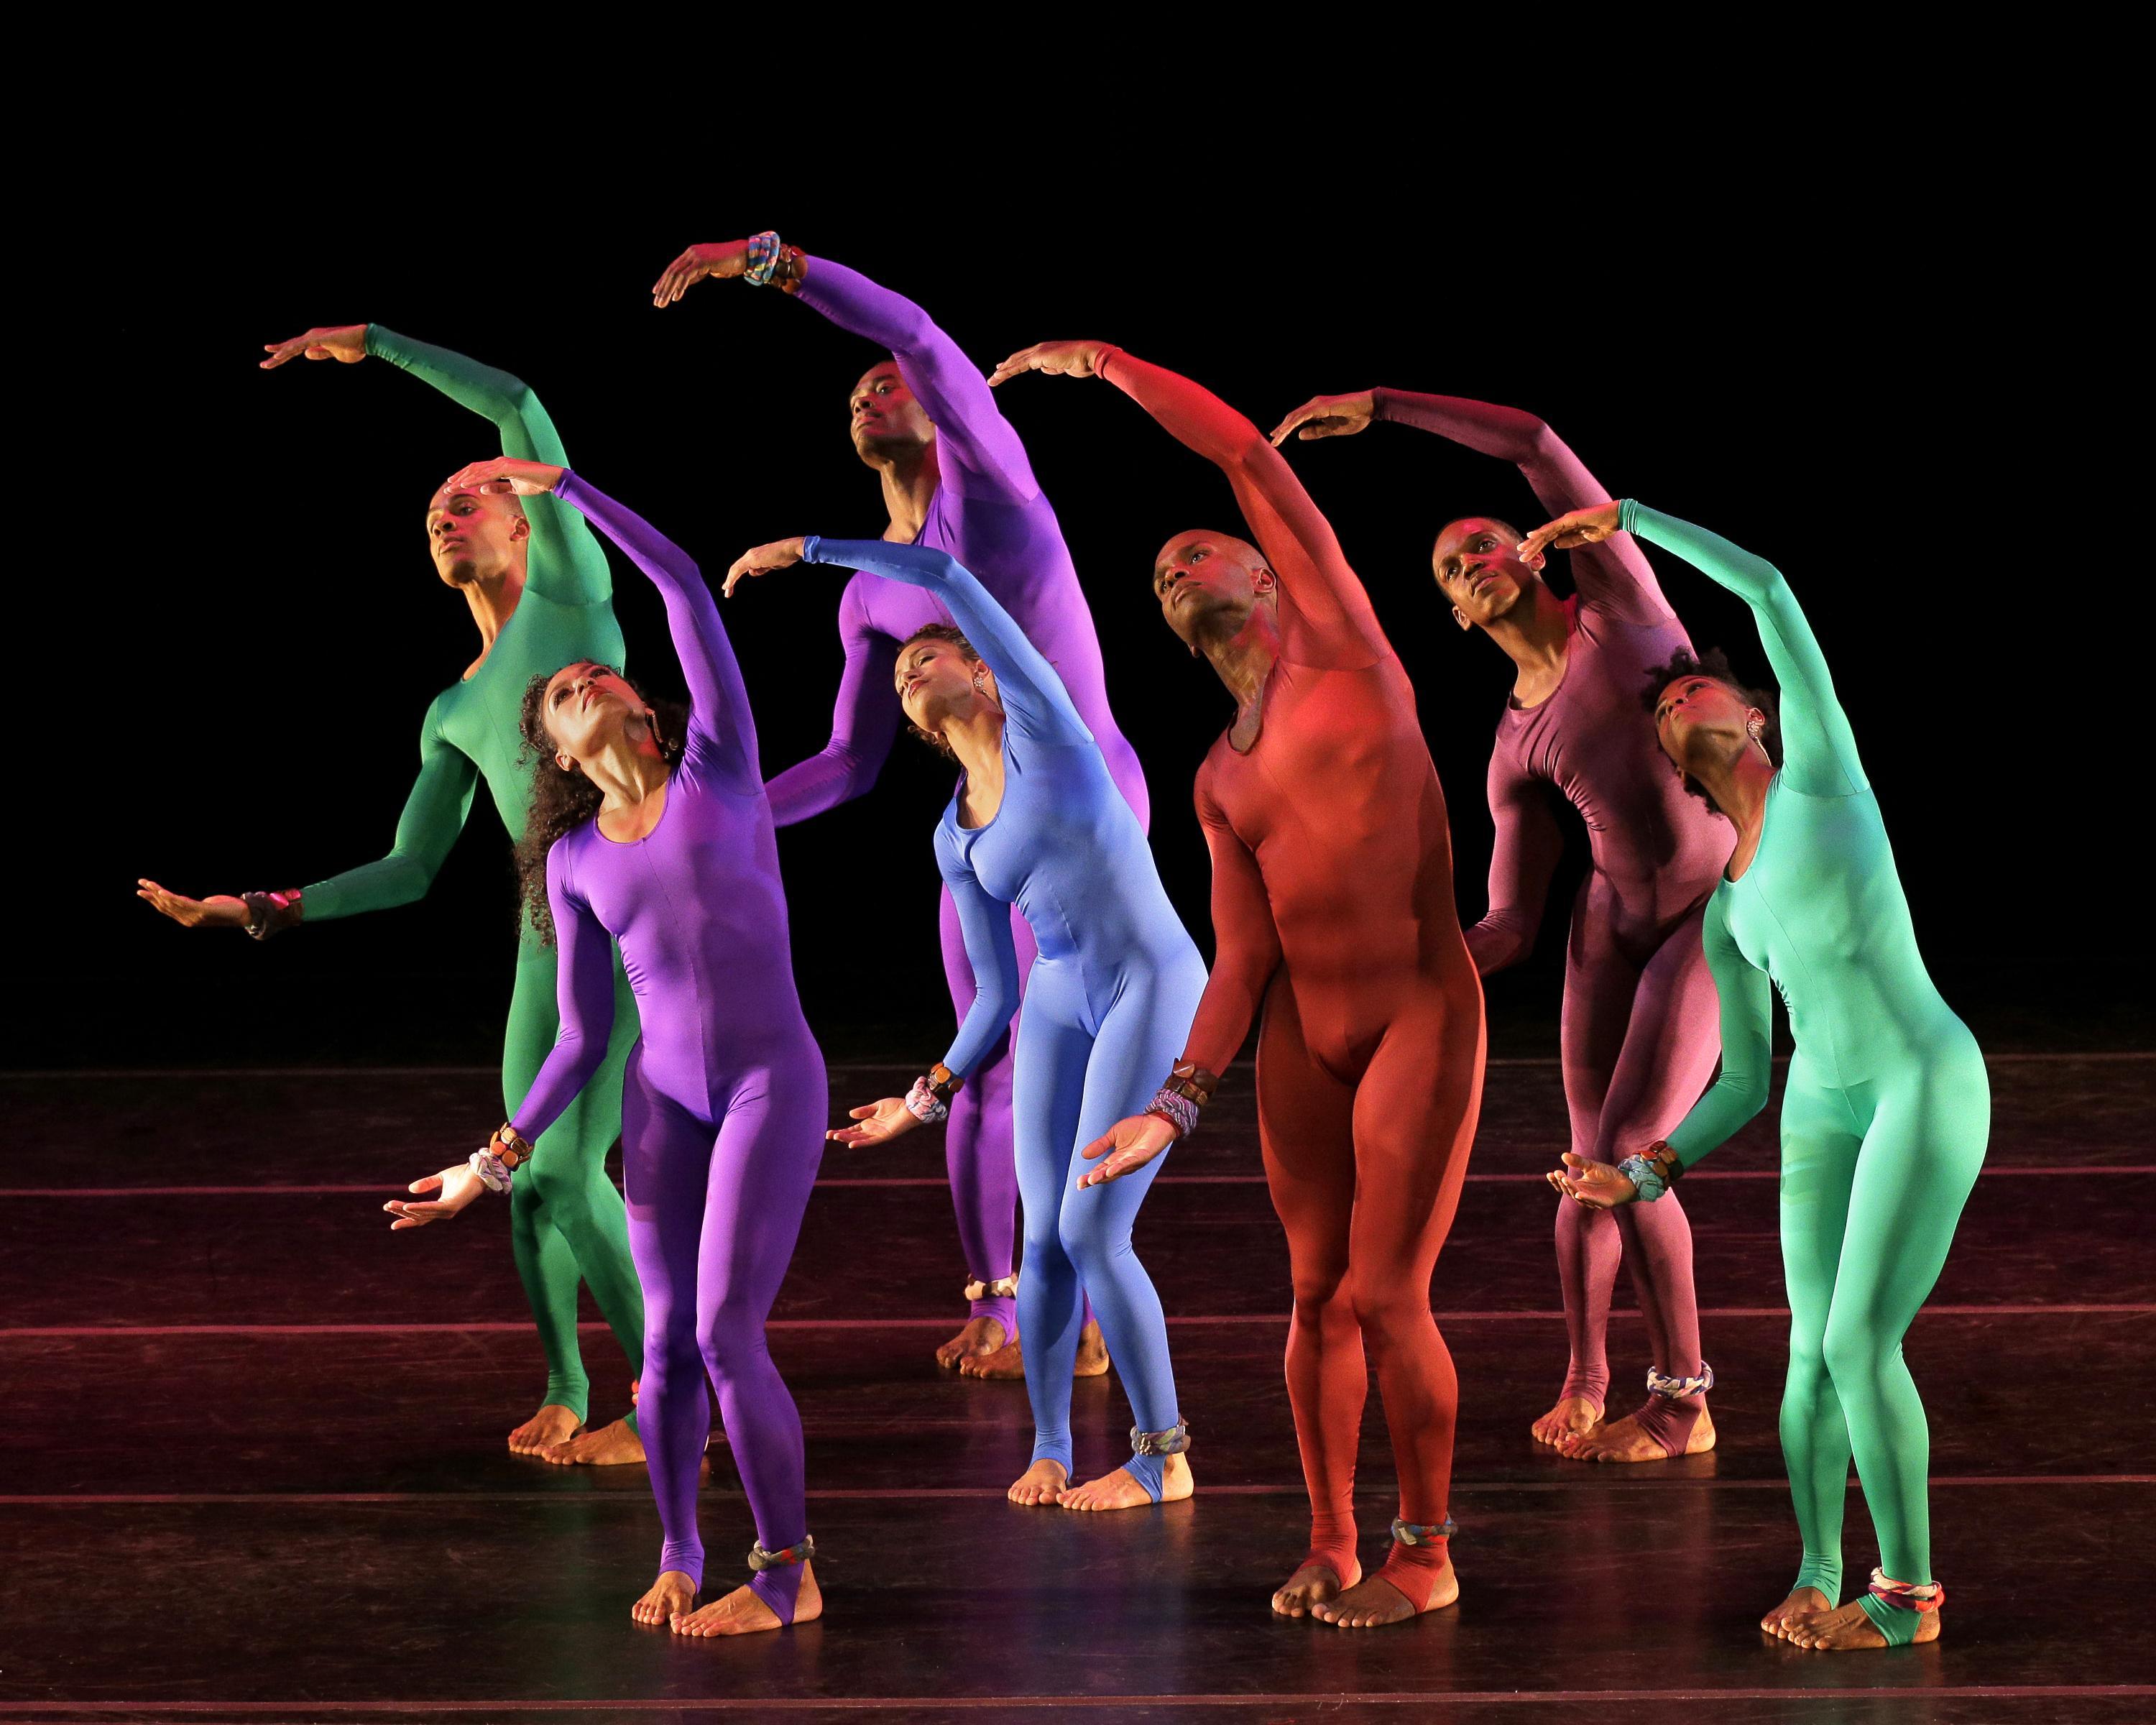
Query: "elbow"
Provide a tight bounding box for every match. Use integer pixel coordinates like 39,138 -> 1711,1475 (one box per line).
1730,1071 -> 1772,1123
1466,918 -> 1529,975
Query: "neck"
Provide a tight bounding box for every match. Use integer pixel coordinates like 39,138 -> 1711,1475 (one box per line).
875,442 -> 940,541
460,564 -> 528,652
1480,581 -> 1572,677
942,704 -> 1005,788
577,731 -> 671,812
1694,745 -> 1776,837
1198,606 -> 1282,709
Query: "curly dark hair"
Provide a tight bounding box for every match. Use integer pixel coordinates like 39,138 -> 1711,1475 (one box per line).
1639,647 -> 1783,817
895,622 -> 982,760
514,665 -> 688,944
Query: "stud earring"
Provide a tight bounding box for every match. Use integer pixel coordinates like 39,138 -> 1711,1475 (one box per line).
972,667 -> 987,696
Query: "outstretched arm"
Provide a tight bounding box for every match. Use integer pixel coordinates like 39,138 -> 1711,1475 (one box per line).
1467,757 -> 1566,976
507,849 -> 620,1144
1615,501 -> 1865,798
763,578 -> 905,826
992,342 -> 1389,667
300,698 -> 479,921
1663,895 -> 1774,1169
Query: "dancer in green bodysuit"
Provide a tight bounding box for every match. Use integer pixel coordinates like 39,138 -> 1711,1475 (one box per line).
1531,497 -> 1988,1654
137,323 -> 648,1465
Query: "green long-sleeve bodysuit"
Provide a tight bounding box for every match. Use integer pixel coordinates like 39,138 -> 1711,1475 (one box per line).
1627,500 -> 1989,1641
303,326 -> 645,1429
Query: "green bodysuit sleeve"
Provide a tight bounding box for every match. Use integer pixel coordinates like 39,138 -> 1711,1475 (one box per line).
1620,500 -> 1866,799
1664,890 -> 1774,1168
300,694 -> 479,921
364,325 -> 612,610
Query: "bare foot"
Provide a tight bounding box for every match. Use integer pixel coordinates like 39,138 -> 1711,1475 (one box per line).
1784,1596 -> 1940,1651
1530,1394 -> 1602,1448
1561,1404 -> 1716,1463
538,1415 -> 645,1467
936,1315 -> 1008,1371
1312,1560 -> 1458,1628
1759,1586 -> 1835,1641
958,1319 -> 1110,1381
631,1569 -> 696,1627
1062,1451 -> 1193,1512
1007,1459 -> 1070,1506
1272,1556 -> 1360,1618
673,1564 -> 822,1637
509,1403 -> 581,1455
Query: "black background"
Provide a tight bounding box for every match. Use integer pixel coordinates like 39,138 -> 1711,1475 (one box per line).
39,151 -> 2139,1071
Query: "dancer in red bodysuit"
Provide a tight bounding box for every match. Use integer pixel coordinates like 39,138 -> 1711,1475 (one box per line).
992,339 -> 1486,1629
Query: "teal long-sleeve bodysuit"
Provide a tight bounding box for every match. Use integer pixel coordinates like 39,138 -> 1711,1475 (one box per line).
1628,500 -> 1989,1642
302,327 -> 645,1430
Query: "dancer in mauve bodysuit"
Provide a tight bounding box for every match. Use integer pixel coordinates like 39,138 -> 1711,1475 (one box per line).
389,458 -> 824,1640
652,234 -> 1143,1377
1269,387 -> 1730,1462
991,339 -> 1485,1629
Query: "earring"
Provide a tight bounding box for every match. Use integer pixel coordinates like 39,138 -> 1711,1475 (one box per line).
972,667 -> 987,696
1746,719 -> 1763,742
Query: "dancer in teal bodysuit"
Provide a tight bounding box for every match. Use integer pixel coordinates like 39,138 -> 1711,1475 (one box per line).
137,323 -> 646,1463
1534,498 -> 1988,1653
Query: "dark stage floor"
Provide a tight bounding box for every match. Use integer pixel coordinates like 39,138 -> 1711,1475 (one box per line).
3,1055 -> 2152,1722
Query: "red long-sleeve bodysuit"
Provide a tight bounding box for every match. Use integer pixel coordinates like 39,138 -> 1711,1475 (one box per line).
1101,351 -> 1486,1609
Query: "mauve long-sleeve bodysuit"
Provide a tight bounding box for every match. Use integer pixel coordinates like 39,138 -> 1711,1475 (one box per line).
1100,350 -> 1485,1611
1374,389 -> 1732,1452
763,257 -> 1146,1343
510,472 -> 824,1625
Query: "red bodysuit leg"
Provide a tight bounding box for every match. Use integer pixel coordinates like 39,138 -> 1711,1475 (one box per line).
1351,985 -> 1484,1611
1255,982 -> 1363,1588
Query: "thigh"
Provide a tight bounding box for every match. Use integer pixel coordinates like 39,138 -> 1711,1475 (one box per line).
1010,966 -> 1092,1226
1560,886 -> 1638,1162
1060,955 -> 1209,1232
1347,986 -> 1483,1280
1257,982 -> 1359,1292
619,1070 -> 715,1304
1596,901 -> 1723,1159
696,1049 -> 828,1322
1777,1072 -> 1862,1340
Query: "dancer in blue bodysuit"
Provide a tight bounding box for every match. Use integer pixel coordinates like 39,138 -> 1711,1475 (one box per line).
725,533 -> 1206,1513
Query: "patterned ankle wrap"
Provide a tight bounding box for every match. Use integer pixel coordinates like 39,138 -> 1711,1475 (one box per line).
1867,1568 -> 1943,1613
747,1535 -> 814,1573
1130,1420 -> 1191,1457
1390,1516 -> 1457,1547
1618,1140 -> 1684,1202
962,1274 -> 1018,1302
1646,1361 -> 1715,1399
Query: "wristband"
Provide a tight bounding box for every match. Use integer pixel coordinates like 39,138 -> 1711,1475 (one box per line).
241,889 -> 303,941
905,1067 -> 961,1125
743,231 -> 783,287
1618,1140 -> 1683,1202
1145,1087 -> 1199,1141
469,1149 -> 513,1195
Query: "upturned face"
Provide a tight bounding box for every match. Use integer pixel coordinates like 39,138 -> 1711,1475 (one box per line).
893,636 -> 981,740
1432,518 -> 1539,629
425,481 -> 528,589
1652,672 -> 1757,770
540,661 -> 642,764
1151,531 -> 1273,648
849,362 -> 935,464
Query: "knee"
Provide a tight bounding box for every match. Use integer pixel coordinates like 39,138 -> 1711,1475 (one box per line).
1054,1216 -> 1128,1284
1820,1317 -> 1892,1391
1348,1282 -> 1430,1350
697,1309 -> 767,1384
1289,1263 -> 1351,1317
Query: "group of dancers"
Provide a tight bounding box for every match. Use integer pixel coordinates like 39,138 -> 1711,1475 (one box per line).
137,234 -> 1988,1652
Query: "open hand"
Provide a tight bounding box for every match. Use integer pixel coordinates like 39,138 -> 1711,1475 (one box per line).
1547,1150 -> 1638,1210
827,1097 -> 921,1149
136,880 -> 249,930
1517,502 -> 1624,564
385,1162 -> 486,1230
1077,1113 -> 1178,1189
1269,391 -> 1376,446
438,456 -> 565,500
260,325 -> 369,369
987,339 -> 1115,387
651,240 -> 757,307
723,536 -> 808,597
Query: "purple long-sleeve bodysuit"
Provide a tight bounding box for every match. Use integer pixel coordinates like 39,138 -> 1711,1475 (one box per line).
764,257 -> 1148,1340
511,472 -> 824,1622
1374,390 -> 1733,1450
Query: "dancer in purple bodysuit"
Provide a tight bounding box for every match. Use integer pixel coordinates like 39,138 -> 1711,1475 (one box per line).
1273,388 -> 1731,1462
389,456 -> 823,1637
653,234 -> 1146,1377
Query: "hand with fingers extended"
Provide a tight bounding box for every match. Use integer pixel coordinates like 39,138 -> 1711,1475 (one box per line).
1547,1150 -> 1639,1210
722,537 -> 808,598
827,1096 -> 921,1149
260,324 -> 369,370
384,1162 -> 487,1230
136,880 -> 249,931
650,239 -> 762,307
1268,391 -> 1377,446
1517,502 -> 1624,564
987,339 -> 1116,388
438,456 -> 566,500
1077,1113 -> 1179,1190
